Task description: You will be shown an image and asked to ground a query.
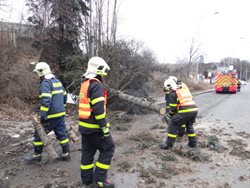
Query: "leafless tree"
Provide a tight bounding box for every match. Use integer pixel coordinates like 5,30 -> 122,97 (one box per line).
82,0 -> 119,56
0,0 -> 6,11
177,37 -> 201,64
176,37 -> 202,78
221,57 -> 240,66
26,0 -> 53,35
95,0 -> 104,54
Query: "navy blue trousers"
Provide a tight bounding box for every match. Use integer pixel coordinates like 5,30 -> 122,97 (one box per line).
33,116 -> 70,154
81,132 -> 115,185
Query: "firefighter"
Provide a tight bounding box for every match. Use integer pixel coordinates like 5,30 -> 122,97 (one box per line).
26,62 -> 70,163
79,57 -> 115,188
163,76 -> 186,139
237,79 -> 241,92
161,76 -> 198,149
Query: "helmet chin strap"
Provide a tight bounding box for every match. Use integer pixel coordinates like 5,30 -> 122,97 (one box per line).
40,76 -> 45,82
96,75 -> 103,82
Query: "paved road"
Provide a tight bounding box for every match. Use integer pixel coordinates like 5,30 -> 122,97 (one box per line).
189,84 -> 250,188
194,83 -> 250,133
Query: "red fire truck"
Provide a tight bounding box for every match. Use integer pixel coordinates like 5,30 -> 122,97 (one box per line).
214,67 -> 238,93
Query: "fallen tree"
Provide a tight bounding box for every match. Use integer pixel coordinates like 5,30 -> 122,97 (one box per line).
109,89 -> 166,115
67,85 -> 166,115
33,113 -> 79,146
66,122 -> 79,143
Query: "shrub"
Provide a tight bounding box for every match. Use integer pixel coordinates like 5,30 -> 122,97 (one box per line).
59,55 -> 88,94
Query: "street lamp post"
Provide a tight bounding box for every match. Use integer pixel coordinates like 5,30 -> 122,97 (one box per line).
196,11 -> 219,82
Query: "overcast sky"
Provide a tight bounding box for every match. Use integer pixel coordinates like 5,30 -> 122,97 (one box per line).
1,0 -> 250,63
118,0 -> 250,63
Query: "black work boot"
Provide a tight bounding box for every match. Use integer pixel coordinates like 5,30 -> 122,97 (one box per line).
160,142 -> 172,150
24,154 -> 42,164
61,152 -> 71,161
95,179 -> 115,188
55,152 -> 71,161
188,141 -> 197,148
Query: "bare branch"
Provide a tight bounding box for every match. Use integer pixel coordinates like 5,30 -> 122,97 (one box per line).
0,0 -> 7,11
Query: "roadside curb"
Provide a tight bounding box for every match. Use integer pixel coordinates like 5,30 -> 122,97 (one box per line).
193,89 -> 215,96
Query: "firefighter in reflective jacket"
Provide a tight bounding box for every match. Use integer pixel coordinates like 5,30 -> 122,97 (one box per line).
79,57 -> 115,188
26,62 -> 70,163
161,76 -> 198,149
163,76 -> 186,138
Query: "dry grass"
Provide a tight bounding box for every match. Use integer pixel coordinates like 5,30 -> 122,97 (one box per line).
172,147 -> 211,162
0,48 -> 39,115
184,78 -> 214,92
160,153 -> 178,162
117,161 -> 132,172
128,131 -> 159,143
227,139 -> 250,159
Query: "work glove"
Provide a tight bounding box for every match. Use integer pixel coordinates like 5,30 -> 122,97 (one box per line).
164,115 -> 170,124
163,114 -> 173,124
102,124 -> 111,137
163,87 -> 169,93
40,116 -> 48,124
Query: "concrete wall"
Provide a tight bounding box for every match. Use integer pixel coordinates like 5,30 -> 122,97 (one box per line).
0,21 -> 34,49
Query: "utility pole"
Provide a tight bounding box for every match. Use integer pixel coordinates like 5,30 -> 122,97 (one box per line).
196,11 -> 219,82
240,62 -> 243,80
245,67 -> 248,81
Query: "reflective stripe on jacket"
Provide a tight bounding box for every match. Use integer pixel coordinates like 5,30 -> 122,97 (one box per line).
79,78 -> 107,119
78,79 -> 93,119
39,78 -> 67,119
78,78 -> 108,134
176,85 -> 197,113
176,86 -> 195,107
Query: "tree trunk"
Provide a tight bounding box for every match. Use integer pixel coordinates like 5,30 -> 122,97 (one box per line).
32,114 -> 58,160
111,0 -> 118,43
65,123 -> 79,143
109,89 -> 166,115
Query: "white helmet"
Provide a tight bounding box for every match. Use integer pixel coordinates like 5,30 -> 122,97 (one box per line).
83,57 -> 110,78
168,76 -> 177,83
33,62 -> 51,77
164,77 -> 177,90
